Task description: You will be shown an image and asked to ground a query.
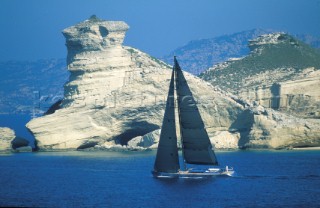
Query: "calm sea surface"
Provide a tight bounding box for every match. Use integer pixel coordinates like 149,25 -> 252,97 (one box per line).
0,150 -> 319,207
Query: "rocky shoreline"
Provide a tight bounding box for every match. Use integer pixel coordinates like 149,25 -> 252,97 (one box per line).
24,17 -> 320,152
0,127 -> 33,153
0,16 -> 310,152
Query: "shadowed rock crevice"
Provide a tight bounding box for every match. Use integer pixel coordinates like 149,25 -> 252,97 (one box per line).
77,141 -> 99,150
115,121 -> 159,145
11,136 -> 29,149
229,109 -> 255,148
270,83 -> 281,109
99,26 -> 109,37
45,100 -> 63,115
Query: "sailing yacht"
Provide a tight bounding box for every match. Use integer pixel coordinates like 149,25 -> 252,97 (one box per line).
152,57 -> 234,179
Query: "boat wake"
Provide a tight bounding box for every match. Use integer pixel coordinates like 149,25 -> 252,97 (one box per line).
231,174 -> 320,180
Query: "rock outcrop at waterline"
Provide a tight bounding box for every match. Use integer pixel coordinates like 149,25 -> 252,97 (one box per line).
0,127 -> 16,152
26,16 -> 320,151
0,127 -> 31,152
235,105 -> 320,149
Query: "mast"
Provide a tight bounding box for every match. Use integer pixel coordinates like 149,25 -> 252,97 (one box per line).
173,57 -> 186,170
153,68 -> 180,173
174,57 -> 218,166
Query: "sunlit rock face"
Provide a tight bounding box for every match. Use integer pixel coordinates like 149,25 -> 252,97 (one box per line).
27,17 -> 320,151
0,127 -> 15,152
26,16 -> 243,150
201,33 -> 320,118
238,106 -> 320,149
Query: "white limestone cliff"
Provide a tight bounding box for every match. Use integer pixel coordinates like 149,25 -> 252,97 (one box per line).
210,131 -> 240,149
0,127 -> 15,152
27,17 -> 320,151
202,33 -> 320,119
239,105 -> 320,149
26,16 -> 243,150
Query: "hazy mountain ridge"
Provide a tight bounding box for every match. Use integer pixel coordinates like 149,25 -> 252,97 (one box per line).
1,29 -> 319,115
161,29 -> 320,75
0,59 -> 68,114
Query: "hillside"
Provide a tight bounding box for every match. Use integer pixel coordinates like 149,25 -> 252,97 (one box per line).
200,33 -> 320,118
161,29 -> 320,75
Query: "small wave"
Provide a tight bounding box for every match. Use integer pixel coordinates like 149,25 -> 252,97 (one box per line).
297,174 -> 320,179
274,176 -> 290,180
230,174 -> 320,180
232,175 -> 271,179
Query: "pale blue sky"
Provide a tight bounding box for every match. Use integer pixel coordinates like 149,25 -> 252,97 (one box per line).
0,0 -> 319,61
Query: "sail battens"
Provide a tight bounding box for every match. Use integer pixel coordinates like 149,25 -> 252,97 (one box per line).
153,57 -> 219,174
174,57 -> 219,167
183,142 -> 212,148
153,69 -> 180,173
184,149 -> 218,165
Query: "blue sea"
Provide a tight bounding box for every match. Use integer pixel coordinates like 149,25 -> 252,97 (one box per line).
0,150 -> 319,207
0,114 -> 34,144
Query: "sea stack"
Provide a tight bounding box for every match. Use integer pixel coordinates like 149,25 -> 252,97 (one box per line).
26,16 -> 242,150
0,127 -> 16,152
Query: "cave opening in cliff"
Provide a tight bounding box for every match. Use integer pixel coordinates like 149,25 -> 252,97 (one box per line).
99,26 -> 108,38
115,122 -> 159,146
